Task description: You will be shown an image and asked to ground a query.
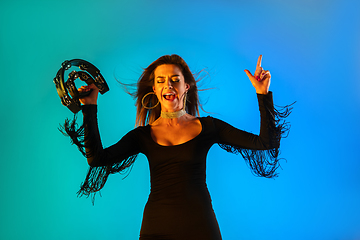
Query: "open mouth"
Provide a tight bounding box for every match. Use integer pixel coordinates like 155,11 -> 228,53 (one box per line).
163,93 -> 176,101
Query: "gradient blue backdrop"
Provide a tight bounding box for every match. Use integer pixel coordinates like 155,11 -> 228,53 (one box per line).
1,0 -> 359,239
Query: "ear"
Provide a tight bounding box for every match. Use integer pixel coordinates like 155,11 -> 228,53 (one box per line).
185,83 -> 190,91
152,86 -> 155,93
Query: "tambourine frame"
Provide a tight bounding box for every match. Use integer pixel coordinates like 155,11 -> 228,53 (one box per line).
53,59 -> 109,113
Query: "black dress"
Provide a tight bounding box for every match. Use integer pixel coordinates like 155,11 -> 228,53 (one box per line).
76,92 -> 287,240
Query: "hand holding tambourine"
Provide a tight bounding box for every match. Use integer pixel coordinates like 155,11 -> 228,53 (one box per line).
78,83 -> 99,105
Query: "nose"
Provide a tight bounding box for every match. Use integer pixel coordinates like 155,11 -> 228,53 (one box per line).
165,78 -> 173,89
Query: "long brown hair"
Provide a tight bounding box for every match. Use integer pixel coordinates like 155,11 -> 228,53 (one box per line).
133,54 -> 201,127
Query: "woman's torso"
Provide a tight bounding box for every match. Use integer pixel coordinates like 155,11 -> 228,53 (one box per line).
137,117 -> 222,240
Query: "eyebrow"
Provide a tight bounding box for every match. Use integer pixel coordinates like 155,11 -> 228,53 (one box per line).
156,75 -> 181,79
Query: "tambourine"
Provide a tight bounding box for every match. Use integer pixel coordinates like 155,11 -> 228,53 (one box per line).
53,59 -> 109,113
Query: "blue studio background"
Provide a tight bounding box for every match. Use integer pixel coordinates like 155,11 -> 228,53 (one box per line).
1,0 -> 359,239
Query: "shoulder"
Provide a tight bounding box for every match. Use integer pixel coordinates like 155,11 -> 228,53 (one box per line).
199,116 -> 228,126
198,116 -> 231,133
125,125 -> 150,139
197,116 -> 235,142
200,116 -> 240,137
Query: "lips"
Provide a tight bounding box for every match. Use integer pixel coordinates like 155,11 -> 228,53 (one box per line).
163,93 -> 176,101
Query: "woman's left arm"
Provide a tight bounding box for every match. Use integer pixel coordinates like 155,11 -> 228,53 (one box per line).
214,55 -> 292,177
214,91 -> 288,178
217,55 -> 277,149
214,91 -> 278,150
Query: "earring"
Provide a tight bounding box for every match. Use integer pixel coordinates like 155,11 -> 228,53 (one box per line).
183,92 -> 187,110
141,92 -> 160,109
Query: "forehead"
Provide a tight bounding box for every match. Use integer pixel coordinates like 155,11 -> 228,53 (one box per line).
154,64 -> 183,77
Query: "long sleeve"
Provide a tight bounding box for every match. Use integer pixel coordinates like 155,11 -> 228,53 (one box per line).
82,104 -> 140,167
58,104 -> 142,202
74,105 -> 141,202
214,92 -> 292,178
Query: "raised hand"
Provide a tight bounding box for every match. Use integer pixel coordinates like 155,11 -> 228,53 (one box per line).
244,55 -> 271,95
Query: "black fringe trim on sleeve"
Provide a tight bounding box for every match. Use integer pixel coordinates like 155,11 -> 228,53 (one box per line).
218,144 -> 281,178
58,113 -> 138,204
58,114 -> 87,156
77,154 -> 137,204
219,103 -> 294,178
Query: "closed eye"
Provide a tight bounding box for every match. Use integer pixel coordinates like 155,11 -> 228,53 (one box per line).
156,77 -> 165,83
156,75 -> 180,83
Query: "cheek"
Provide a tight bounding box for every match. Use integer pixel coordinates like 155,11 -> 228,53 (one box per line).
153,85 -> 162,99
153,83 -> 160,93
180,83 -> 189,93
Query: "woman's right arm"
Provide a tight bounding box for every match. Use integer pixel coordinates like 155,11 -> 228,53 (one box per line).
80,84 -> 140,167
82,105 -> 140,167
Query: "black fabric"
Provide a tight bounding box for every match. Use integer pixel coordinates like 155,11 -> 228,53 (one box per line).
78,92 -> 289,240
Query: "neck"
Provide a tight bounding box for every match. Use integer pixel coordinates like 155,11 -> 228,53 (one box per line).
161,109 -> 186,119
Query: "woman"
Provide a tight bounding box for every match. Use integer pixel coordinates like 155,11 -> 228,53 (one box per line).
64,54 -> 291,240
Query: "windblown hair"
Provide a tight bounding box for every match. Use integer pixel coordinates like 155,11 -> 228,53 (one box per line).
129,54 -> 201,127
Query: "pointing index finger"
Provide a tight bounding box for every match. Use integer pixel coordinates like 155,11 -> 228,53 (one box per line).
257,55 -> 262,68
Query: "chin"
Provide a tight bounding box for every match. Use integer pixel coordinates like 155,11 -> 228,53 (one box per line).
162,103 -> 181,111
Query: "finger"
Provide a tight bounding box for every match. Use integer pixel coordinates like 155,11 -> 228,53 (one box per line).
255,67 -> 263,78
244,69 -> 254,78
256,55 -> 262,69
260,73 -> 270,81
254,55 -> 263,77
245,69 -> 261,82
78,86 -> 87,91
260,71 -> 271,82
79,85 -> 90,90
260,70 -> 270,78
88,83 -> 99,91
